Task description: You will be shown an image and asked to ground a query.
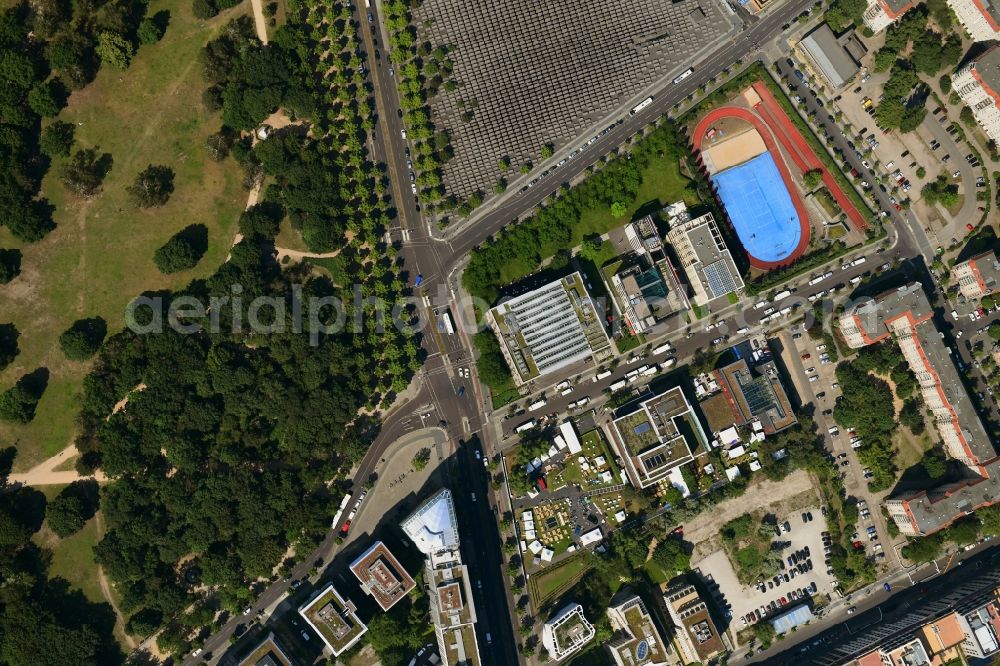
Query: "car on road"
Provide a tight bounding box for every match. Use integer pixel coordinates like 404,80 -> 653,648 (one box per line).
884,583 -> 892,592
847,606 -> 856,614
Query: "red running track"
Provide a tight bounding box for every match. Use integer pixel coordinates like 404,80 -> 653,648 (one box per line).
692,107 -> 811,271
751,81 -> 868,232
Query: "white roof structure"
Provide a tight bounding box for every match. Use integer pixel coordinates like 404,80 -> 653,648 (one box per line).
541,548 -> 554,562
614,510 -> 627,523
749,460 -> 762,471
542,603 -> 596,661
401,489 -> 459,555
727,445 -> 746,459
559,421 -> 583,454
600,471 -> 613,483
580,528 -> 603,546
594,456 -> 606,467
725,466 -> 742,481
555,435 -> 567,449
529,540 -> 544,554
719,426 -> 741,447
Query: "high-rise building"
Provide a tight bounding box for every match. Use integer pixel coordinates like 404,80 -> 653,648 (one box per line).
606,593 -> 677,666
839,283 -> 997,536
401,489 -> 482,666
660,582 -> 724,664
954,46 -> 1000,146
954,250 -> 1000,300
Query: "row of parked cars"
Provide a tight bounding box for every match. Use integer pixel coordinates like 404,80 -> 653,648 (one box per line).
741,581 -> 819,627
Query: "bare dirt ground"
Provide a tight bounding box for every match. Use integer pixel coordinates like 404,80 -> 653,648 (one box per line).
683,469 -> 816,560
6,444 -> 107,487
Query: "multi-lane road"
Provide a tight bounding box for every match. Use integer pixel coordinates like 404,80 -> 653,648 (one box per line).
182,0 -> 969,661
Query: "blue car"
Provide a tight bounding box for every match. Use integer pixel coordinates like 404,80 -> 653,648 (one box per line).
883,582 -> 891,592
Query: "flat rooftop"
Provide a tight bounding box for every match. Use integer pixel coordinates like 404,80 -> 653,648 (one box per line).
238,633 -> 294,666
298,585 -> 367,656
349,541 -> 416,611
489,272 -> 610,384
608,385 -> 706,488
800,23 -> 860,88
716,347 -> 796,434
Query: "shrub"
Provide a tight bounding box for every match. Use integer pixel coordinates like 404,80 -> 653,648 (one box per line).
58,318 -> 107,361
153,224 -> 208,274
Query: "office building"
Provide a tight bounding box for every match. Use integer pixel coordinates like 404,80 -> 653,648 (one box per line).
297,585 -> 367,657
606,593 -> 676,666
712,340 -> 796,435
840,284 -> 998,536
862,0 -> 914,32
799,24 -> 863,89
954,250 -> 1000,299
606,385 -> 709,489
349,541 -> 416,612
541,603 -> 596,661
660,582 -> 724,664
663,202 -> 744,306
238,633 -> 295,666
401,489 -> 481,666
954,46 -> 1000,146
947,0 -> 1000,42
488,272 -> 611,386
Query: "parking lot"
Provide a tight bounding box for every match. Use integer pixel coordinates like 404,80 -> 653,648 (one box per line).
695,507 -> 837,637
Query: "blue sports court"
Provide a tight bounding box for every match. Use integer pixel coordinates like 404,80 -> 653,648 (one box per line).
711,152 -> 802,264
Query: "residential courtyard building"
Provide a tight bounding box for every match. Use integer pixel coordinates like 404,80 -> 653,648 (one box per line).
711,339 -> 797,435
606,385 -> 709,489
663,201 -> 744,307
839,283 -> 998,536
954,46 -> 1000,146
542,603 -> 596,661
954,249 -> 1000,300
488,272 -> 611,386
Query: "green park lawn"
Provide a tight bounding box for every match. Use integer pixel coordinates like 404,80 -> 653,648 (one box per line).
0,0 -> 248,470
528,552 -> 592,607
574,151 -> 697,245
34,485 -> 106,605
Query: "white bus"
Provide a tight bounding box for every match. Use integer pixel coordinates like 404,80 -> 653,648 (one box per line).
593,369 -> 613,382
438,310 -> 455,334
652,342 -> 673,356
609,379 -> 628,392
773,289 -> 793,301
528,399 -> 547,412
673,68 -> 694,85
630,97 -> 653,115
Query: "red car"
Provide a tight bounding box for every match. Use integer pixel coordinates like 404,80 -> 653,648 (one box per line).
853,540 -> 864,550
340,520 -> 351,535
968,223 -> 975,232
978,307 -> 986,317
894,203 -> 902,211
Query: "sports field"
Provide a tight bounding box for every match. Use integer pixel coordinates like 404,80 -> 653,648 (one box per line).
712,152 -> 802,264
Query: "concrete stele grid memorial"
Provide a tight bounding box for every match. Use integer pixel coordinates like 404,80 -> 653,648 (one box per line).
410,0 -> 734,198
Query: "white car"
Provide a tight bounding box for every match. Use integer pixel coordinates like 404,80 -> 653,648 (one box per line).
400,128 -> 407,140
